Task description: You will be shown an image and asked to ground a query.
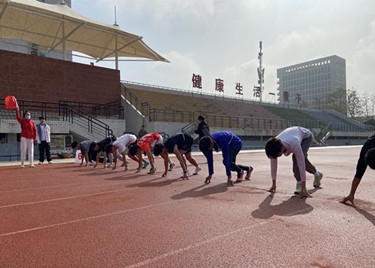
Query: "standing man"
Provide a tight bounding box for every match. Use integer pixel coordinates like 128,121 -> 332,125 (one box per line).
265,126 -> 323,198
199,131 -> 253,186
36,116 -> 52,164
194,115 -> 210,139
138,125 -> 148,139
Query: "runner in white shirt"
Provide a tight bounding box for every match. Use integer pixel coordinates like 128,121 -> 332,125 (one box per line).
265,126 -> 323,197
104,134 -> 137,170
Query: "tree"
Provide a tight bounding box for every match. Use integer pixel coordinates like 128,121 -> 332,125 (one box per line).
324,88 -> 347,114
347,88 -> 362,118
362,91 -> 371,119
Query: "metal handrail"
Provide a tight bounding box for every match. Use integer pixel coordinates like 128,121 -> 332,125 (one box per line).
1,98 -> 113,138
60,103 -> 113,138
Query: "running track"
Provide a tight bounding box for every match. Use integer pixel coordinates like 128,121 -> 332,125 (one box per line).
1,147 -> 374,267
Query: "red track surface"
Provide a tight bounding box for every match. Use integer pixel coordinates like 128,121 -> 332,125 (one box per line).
1,147 -> 375,267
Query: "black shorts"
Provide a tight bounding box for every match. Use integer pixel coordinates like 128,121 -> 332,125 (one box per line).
179,135 -> 193,155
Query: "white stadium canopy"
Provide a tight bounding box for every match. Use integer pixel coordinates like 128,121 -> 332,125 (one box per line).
0,0 -> 168,67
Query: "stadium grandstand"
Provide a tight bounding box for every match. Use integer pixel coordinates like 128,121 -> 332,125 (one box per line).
121,81 -> 373,149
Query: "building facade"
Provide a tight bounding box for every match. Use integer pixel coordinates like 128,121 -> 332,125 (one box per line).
277,55 -> 346,108
0,0 -> 72,61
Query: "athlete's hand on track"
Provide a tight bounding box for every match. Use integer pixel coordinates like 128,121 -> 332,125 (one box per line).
268,185 -> 276,193
340,195 -> 354,206
298,188 -> 311,198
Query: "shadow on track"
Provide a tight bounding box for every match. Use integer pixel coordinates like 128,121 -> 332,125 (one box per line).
126,176 -> 182,187
251,192 -> 315,219
171,183 -> 228,200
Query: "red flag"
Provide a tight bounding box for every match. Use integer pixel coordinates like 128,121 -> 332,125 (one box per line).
5,96 -> 18,109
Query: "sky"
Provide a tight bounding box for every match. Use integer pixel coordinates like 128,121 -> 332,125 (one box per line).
72,0 -> 375,103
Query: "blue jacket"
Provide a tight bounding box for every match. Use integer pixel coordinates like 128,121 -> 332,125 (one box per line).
205,131 -> 242,176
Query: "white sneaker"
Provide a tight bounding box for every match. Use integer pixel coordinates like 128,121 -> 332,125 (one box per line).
38,162 -> 43,165
48,161 -> 53,164
107,163 -> 114,168
168,162 -> 175,171
88,162 -> 94,166
21,162 -> 24,168
193,166 -> 201,175
180,170 -> 190,178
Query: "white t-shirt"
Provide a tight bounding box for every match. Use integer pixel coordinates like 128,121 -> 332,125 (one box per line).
40,125 -> 46,141
113,134 -> 137,153
271,126 -> 312,181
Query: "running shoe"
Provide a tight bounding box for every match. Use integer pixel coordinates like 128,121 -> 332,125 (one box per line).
193,166 -> 201,175
142,161 -> 149,169
313,172 -> 323,188
294,183 -> 302,195
21,162 -> 24,168
168,161 -> 175,171
180,170 -> 190,178
236,170 -> 245,183
245,166 -> 253,180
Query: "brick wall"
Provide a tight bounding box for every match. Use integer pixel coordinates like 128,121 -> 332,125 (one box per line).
0,49 -> 120,104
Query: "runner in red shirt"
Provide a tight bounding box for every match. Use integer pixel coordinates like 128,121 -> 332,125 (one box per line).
129,133 -> 174,174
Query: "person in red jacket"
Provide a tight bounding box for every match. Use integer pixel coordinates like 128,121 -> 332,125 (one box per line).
16,107 -> 37,168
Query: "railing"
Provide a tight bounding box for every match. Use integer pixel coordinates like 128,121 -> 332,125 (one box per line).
59,103 -> 113,138
181,121 -> 196,135
149,109 -> 194,123
121,84 -> 151,116
58,100 -> 124,119
1,98 -> 113,139
1,98 -> 123,119
203,115 -> 290,130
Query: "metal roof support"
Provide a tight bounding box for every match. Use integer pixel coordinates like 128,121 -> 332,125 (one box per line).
0,0 -> 10,21
48,21 -> 86,54
96,36 -> 143,63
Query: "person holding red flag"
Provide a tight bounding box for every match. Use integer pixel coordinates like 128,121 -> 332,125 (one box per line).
16,107 -> 37,168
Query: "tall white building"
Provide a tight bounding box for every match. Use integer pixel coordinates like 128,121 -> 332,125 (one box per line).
277,55 -> 346,108
0,0 -> 72,61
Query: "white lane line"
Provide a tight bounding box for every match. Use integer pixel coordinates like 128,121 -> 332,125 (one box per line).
0,198 -> 192,237
0,188 -> 133,209
124,207 -> 312,268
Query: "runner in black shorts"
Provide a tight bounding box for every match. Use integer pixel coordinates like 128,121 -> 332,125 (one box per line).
153,133 -> 201,179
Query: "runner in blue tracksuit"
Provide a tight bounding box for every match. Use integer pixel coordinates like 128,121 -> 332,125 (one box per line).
199,131 -> 253,186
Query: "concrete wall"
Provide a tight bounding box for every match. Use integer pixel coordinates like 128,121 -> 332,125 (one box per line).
0,119 -> 70,134
148,121 -> 187,137
100,118 -> 126,138
0,49 -> 120,104
121,96 -> 145,135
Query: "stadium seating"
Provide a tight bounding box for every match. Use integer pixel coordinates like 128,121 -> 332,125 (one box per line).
261,105 -> 326,129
